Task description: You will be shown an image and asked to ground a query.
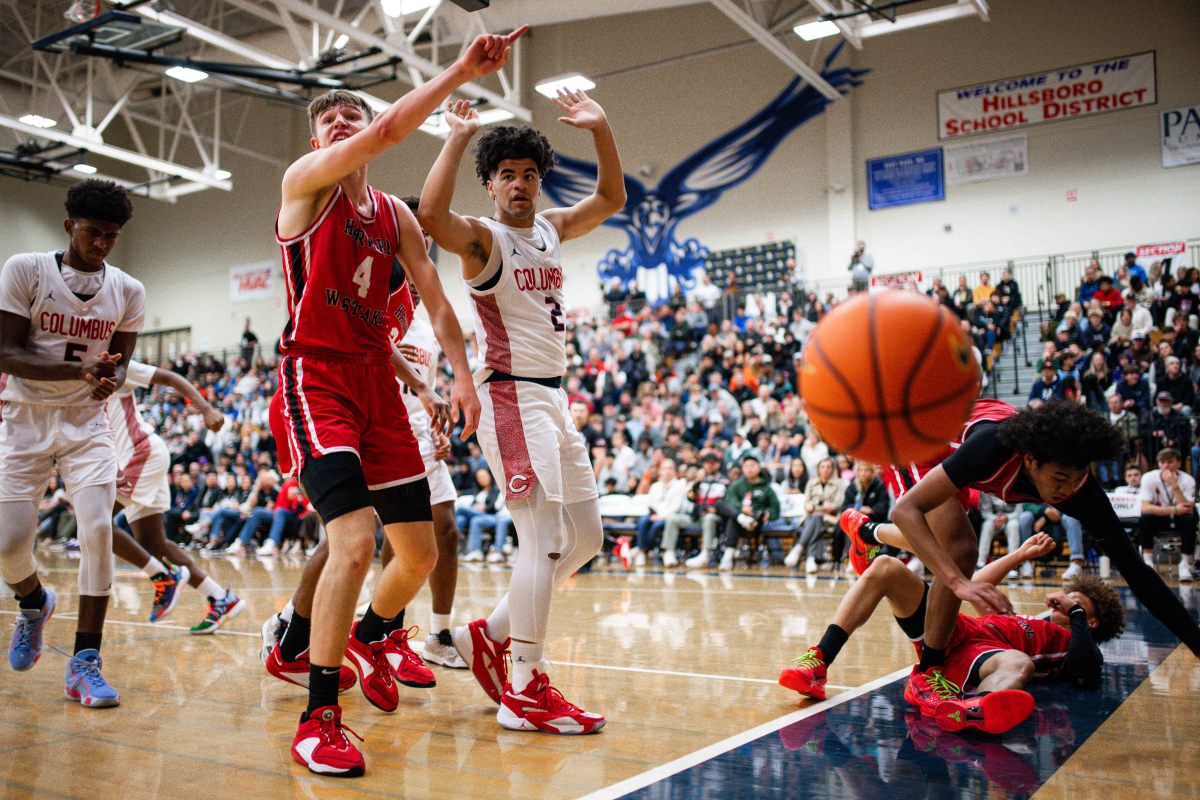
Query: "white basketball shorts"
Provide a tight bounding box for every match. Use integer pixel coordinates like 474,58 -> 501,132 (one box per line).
0,402 -> 115,502
116,434 -> 171,522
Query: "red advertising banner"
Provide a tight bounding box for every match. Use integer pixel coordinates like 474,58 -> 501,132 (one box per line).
937,52 -> 1156,140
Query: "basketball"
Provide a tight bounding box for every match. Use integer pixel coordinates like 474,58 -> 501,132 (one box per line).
799,291 -> 981,466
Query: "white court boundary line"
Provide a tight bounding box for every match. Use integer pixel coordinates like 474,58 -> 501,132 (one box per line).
576,665 -> 911,800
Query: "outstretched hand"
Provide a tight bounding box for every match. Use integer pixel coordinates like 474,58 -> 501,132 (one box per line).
1017,532 -> 1056,561
460,25 -> 527,78
443,99 -> 481,138
552,89 -> 608,130
954,578 -> 1013,617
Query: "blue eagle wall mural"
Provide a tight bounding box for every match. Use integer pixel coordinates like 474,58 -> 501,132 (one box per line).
542,44 -> 869,306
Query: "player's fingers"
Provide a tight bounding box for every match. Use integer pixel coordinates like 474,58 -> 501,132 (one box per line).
506,24 -> 528,43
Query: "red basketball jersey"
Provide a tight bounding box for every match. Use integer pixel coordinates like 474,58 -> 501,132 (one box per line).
277,185 -> 404,359
972,614 -> 1073,678
386,264 -> 415,348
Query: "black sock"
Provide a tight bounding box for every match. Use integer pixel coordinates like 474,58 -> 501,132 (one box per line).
381,607 -> 406,636
74,631 -> 101,655
858,521 -> 881,546
306,664 -> 341,716
917,645 -> 946,672
355,605 -> 395,644
278,612 -> 311,662
16,585 -> 46,611
816,624 -> 850,666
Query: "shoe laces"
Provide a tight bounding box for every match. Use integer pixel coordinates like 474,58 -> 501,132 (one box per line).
11,615 -> 35,651
531,674 -> 581,715
52,646 -> 108,691
151,574 -> 175,606
388,626 -> 421,659
790,649 -> 824,669
926,669 -> 962,701
317,711 -> 363,747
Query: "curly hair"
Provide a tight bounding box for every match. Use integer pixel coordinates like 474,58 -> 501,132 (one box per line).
65,179 -> 132,225
1064,572 -> 1125,643
995,401 -> 1122,468
473,124 -> 556,185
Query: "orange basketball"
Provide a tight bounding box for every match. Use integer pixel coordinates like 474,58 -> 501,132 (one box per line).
798,291 -> 981,466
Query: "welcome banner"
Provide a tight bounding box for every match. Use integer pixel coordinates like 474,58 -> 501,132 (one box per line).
938,52 -> 1156,140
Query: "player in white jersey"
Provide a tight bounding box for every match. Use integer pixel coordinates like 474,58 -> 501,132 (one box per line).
419,93 -> 626,733
105,359 -> 246,632
0,180 -> 145,708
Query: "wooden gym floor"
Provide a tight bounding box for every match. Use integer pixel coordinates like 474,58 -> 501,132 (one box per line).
1,552 -> 1197,799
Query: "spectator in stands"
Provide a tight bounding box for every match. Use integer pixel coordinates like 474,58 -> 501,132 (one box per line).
225,471 -> 279,553
37,476 -> 72,543
174,430 -> 213,470
784,457 -> 844,573
800,429 -> 829,478
1117,364 -> 1152,416
255,476 -> 311,556
1109,307 -> 1136,351
630,459 -> 690,567
1081,351 -> 1113,411
239,318 -> 259,365
996,268 -> 1022,309
782,458 -> 809,496
970,299 -> 1002,360
976,494 -> 1022,577
1165,280 -> 1198,329
1138,447 -> 1196,582
848,241 -> 873,292
1029,359 -> 1065,406
680,454 -> 731,568
951,276 -> 973,318
1155,356 -> 1195,415
1055,310 -> 1083,347
1128,275 -> 1153,308
972,271 -> 995,311
460,468 -> 511,563
1123,251 -> 1148,284
712,455 -> 781,571
1147,391 -> 1192,464
1078,260 -> 1102,304
1127,331 -> 1155,372
1093,275 -> 1123,317
1170,314 -> 1197,359
1018,504 -> 1085,579
1080,308 -> 1110,351
691,273 -> 722,320
1115,463 -> 1142,495
835,462 -> 888,566
1104,392 -> 1140,483
163,473 -> 200,544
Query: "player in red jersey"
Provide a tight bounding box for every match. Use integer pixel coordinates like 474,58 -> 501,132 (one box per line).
840,399 -> 1200,723
275,27 -> 523,777
781,532 -> 1125,734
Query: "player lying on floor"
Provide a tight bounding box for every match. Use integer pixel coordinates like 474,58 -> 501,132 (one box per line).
780,528 -> 1124,734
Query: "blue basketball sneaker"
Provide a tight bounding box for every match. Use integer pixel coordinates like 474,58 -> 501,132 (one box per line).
9,587 -> 56,671
64,649 -> 120,708
149,562 -> 189,623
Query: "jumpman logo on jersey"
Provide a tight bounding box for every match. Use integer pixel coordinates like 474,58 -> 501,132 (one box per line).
46,290 -> 55,301
511,247 -> 520,257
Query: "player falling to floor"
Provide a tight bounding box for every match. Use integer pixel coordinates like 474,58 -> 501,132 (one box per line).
275,30 -> 519,777
0,179 -> 145,708
261,200 -> 468,699
849,399 -> 1200,723
104,359 -> 245,632
781,530 -> 1124,734
418,92 -> 627,734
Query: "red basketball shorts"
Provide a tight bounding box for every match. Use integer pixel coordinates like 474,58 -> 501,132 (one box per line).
881,448 -> 972,509
913,613 -> 1007,689
276,354 -> 423,489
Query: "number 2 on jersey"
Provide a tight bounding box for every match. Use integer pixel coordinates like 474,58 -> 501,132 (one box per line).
352,256 -> 372,299
545,296 -> 565,333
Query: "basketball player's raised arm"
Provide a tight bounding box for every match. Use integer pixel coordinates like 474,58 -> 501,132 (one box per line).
417,101 -> 494,276
972,532 -> 1055,586
394,202 -> 481,439
282,27 -> 526,202
541,89 -> 627,243
891,465 -> 1013,617
150,367 -> 224,432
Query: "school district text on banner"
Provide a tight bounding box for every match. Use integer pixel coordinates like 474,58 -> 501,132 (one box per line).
938,52 -> 1156,140
866,148 -> 944,210
229,261 -> 274,302
944,134 -> 1028,185
1162,105 -> 1200,168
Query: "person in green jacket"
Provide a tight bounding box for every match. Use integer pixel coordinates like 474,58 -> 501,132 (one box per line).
715,455 -> 781,571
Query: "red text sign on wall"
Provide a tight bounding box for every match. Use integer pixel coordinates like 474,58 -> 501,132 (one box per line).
229,261 -> 274,303
937,52 -> 1156,140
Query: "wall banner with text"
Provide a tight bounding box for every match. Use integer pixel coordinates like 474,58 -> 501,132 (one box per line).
944,134 -> 1029,185
230,261 -> 274,302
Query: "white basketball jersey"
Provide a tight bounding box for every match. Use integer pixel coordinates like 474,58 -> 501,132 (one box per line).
398,314 -> 439,460
467,215 -> 566,383
0,252 -> 145,406
106,360 -> 156,466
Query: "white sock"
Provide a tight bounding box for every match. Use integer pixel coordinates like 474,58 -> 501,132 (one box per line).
431,612 -> 451,635
281,599 -> 295,622
144,556 -> 168,577
510,641 -> 547,692
198,576 -> 223,600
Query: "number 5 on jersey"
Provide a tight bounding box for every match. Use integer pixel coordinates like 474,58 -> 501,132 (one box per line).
545,296 -> 565,333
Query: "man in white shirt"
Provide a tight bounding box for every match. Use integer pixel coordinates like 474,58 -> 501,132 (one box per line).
630,459 -> 689,567
1138,447 -> 1197,582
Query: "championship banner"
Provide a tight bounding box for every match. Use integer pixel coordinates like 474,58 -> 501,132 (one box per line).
944,134 -> 1028,185
938,52 -> 1156,140
229,261 -> 274,302
1162,105 -> 1200,168
866,148 -> 944,210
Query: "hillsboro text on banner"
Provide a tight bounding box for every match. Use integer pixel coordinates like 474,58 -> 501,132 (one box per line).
937,52 -> 1156,140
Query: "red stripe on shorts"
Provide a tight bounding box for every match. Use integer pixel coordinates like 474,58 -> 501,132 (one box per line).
117,395 -> 151,497
488,380 -> 536,502
471,293 -> 513,373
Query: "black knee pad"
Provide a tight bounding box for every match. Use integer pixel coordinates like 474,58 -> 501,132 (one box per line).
895,583 -> 930,640
370,477 -> 432,525
300,452 -> 372,524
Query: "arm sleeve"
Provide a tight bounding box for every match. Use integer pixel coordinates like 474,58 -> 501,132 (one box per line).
117,276 -> 146,333
940,423 -> 1013,489
1058,607 -> 1103,689
0,255 -> 37,318
1058,478 -> 1200,656
123,360 -> 156,389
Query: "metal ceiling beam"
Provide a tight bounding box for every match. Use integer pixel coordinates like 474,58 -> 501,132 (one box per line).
708,0 -> 842,100
805,0 -> 862,49
0,113 -> 232,190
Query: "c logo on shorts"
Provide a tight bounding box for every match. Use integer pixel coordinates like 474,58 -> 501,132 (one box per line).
508,474 -> 529,494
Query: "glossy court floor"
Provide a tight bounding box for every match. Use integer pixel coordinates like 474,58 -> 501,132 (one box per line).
1,552 -> 1198,799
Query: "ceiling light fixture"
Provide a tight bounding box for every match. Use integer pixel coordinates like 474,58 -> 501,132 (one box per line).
72,163 -> 98,174
794,20 -> 840,40
165,65 -> 208,83
18,114 -> 57,129
332,33 -> 350,49
381,0 -> 438,17
534,74 -> 596,99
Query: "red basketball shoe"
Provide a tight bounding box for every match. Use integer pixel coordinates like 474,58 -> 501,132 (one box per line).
452,618 -> 510,705
497,671 -> 605,734
265,644 -> 356,693
778,646 -> 828,700
291,705 -> 364,777
382,627 -> 436,688
904,665 -> 962,717
344,622 -> 399,712
935,690 -> 1035,734
840,509 -> 879,577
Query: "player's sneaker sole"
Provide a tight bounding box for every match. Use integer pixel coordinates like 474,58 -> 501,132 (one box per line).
496,704 -> 607,734
452,620 -> 507,705
190,594 -> 247,635
935,689 -> 1035,734
778,668 -> 827,700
